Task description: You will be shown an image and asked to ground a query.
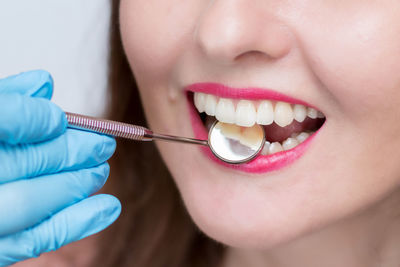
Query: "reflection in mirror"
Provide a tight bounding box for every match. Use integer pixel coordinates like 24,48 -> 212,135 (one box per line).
208,122 -> 265,164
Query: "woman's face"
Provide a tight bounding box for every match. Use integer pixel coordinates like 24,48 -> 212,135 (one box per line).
120,0 -> 400,249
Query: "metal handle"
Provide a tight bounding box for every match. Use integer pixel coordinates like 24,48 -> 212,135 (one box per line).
66,112 -> 153,141
65,112 -> 208,146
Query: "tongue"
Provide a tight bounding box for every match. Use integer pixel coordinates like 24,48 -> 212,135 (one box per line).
264,117 -> 321,143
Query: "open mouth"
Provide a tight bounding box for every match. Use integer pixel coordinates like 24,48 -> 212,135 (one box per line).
185,83 -> 326,173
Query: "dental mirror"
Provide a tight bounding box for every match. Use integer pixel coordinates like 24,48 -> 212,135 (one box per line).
208,121 -> 266,164
65,112 -> 266,164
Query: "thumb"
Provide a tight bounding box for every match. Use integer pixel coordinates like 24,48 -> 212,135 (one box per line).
0,70 -> 54,99
0,194 -> 121,266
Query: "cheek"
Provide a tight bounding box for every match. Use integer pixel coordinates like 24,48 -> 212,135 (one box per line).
290,4 -> 400,224
295,3 -> 400,168
119,0 -> 202,82
297,4 -> 400,119
119,0 -> 206,133
120,0 -> 177,78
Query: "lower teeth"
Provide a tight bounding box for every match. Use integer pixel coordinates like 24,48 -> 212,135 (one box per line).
203,115 -> 315,156
260,131 -> 313,156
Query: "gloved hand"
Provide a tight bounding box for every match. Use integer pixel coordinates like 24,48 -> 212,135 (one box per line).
0,70 -> 121,266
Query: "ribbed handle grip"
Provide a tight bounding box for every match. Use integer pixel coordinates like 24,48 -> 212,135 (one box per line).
65,112 -> 152,141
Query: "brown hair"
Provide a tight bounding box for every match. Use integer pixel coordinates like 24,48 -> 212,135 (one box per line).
92,1 -> 225,266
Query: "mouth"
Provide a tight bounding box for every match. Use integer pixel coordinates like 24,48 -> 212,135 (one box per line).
185,83 -> 326,173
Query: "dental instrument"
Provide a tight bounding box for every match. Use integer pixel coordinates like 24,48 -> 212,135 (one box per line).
65,112 -> 265,164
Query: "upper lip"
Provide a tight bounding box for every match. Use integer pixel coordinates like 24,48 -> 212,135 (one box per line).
184,82 -> 319,110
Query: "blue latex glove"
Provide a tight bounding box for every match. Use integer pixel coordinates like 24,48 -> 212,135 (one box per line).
0,70 -> 121,266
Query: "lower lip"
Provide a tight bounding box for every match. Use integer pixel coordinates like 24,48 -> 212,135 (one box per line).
186,94 -> 322,174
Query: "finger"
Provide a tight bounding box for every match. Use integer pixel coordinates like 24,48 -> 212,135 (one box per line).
0,194 -> 121,266
0,94 -> 67,145
0,163 -> 110,237
0,129 -> 116,184
0,70 -> 53,99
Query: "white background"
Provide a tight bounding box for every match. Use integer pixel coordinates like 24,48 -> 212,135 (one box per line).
0,0 -> 111,116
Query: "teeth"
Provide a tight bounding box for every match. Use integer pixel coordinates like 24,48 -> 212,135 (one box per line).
217,123 -> 264,150
307,107 -> 318,119
317,111 -> 325,118
193,92 -> 324,128
296,132 -> 310,143
193,91 -> 321,157
204,94 -> 218,116
256,100 -> 274,125
259,131 -> 314,156
293,104 -> 307,122
236,100 -> 257,127
218,122 -> 241,141
282,137 -> 299,150
274,102 -> 294,127
194,92 -> 206,113
215,98 -> 236,124
261,141 -> 271,155
269,142 -> 284,154
239,124 -> 264,150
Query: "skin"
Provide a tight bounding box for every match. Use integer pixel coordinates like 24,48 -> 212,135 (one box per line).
120,0 -> 400,266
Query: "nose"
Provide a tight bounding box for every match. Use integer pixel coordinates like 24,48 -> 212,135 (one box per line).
195,1 -> 293,65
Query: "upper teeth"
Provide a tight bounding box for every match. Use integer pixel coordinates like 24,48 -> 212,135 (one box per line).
194,92 -> 324,127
